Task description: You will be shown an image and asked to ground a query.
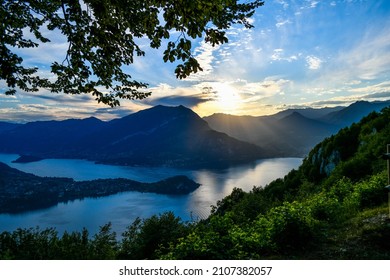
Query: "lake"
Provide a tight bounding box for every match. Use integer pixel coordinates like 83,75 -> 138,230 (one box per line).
0,154 -> 302,236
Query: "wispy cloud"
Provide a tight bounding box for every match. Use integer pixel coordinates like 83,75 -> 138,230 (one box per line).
308,91 -> 390,107
309,20 -> 390,89
338,28 -> 390,80
306,55 -> 323,70
309,1 -> 319,8
272,49 -> 299,62
348,81 -> 390,95
275,18 -> 292,28
185,41 -> 220,82
275,0 -> 289,10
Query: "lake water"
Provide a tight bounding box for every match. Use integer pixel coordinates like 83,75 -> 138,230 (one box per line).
0,154 -> 302,236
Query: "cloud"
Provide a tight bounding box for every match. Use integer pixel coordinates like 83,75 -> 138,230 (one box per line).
302,81 -> 390,108
142,95 -> 210,108
0,104 -> 80,123
28,92 -> 94,104
271,49 -> 299,62
308,93 -> 390,108
348,81 -> 390,94
333,23 -> 390,80
0,100 -> 140,123
186,41 -> 220,82
276,18 -> 292,28
136,82 -> 211,109
275,0 -> 289,10
309,1 -> 319,8
236,78 -> 292,99
306,55 -> 323,70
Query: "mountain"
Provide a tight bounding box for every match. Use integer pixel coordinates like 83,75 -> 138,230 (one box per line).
205,111 -> 337,157
0,117 -> 105,156
319,100 -> 390,127
204,100 -> 390,157
272,106 -> 343,120
0,121 -> 22,133
274,112 -> 338,154
0,105 -> 267,168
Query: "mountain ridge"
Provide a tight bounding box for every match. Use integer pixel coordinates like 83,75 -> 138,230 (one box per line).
1,101 -> 389,164
0,105 -> 267,169
204,100 -> 390,156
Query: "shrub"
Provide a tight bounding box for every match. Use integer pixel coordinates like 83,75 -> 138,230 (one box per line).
119,212 -> 189,259
254,202 -> 319,253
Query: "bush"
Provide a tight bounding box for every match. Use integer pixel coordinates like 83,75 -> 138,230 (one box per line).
263,202 -> 319,252
353,172 -> 388,209
307,193 -> 343,223
119,212 -> 190,259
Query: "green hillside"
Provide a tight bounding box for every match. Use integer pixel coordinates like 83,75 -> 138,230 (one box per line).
1,107 -> 390,259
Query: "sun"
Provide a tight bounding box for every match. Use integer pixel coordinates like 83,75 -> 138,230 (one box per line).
213,83 -> 242,113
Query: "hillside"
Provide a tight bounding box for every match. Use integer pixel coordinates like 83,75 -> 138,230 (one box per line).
1,106 -> 389,259
0,105 -> 267,168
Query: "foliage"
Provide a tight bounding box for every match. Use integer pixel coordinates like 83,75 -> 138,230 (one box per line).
0,227 -> 59,259
89,223 -> 118,259
0,223 -> 117,259
119,212 -> 190,259
0,0 -> 264,106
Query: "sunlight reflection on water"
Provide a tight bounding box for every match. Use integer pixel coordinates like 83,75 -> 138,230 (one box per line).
0,154 -> 302,235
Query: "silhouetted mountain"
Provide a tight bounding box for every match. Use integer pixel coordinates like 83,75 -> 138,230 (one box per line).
205,100 -> 390,157
0,117 -> 106,156
275,112 -> 338,154
0,121 -> 21,133
319,100 -> 390,127
272,106 -> 343,120
205,111 -> 337,157
0,105 -> 267,168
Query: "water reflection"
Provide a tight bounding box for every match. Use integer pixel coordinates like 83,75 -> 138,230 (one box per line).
0,154 -> 302,235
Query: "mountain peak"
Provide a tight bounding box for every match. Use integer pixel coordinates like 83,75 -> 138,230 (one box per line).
0,105 -> 266,168
287,111 -> 304,118
280,111 -> 307,122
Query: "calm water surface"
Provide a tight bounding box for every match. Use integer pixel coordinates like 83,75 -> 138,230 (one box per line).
0,154 -> 302,236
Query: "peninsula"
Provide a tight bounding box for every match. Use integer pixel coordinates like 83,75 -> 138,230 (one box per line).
0,162 -> 200,214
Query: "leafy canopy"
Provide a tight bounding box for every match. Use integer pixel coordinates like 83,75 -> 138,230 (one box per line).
0,0 -> 264,106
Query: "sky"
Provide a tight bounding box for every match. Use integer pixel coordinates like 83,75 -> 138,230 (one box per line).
1,0 -> 390,122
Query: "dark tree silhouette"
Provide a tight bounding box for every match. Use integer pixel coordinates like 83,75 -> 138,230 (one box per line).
0,0 -> 264,106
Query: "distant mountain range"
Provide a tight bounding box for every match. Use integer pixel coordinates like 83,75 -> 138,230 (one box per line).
204,100 -> 390,156
0,105 -> 267,168
0,101 -> 389,166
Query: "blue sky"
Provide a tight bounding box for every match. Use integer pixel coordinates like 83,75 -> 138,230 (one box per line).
1,0 -> 390,122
